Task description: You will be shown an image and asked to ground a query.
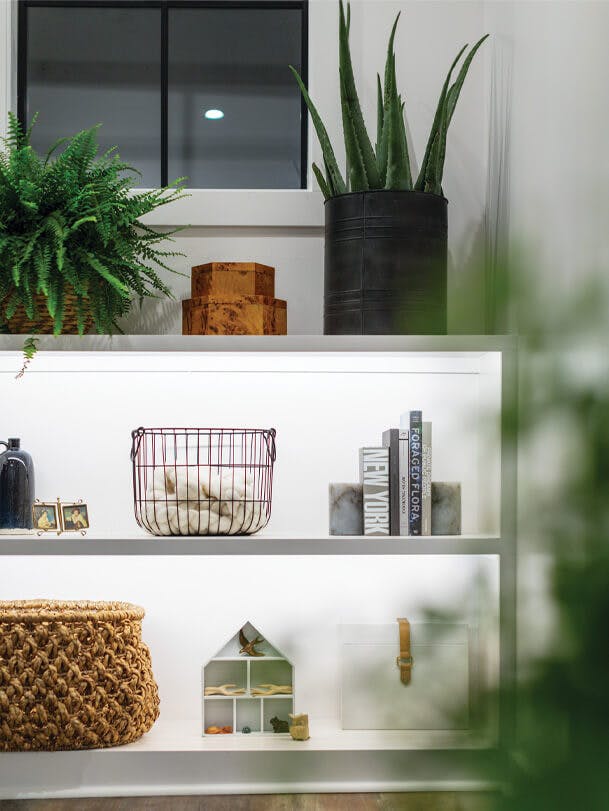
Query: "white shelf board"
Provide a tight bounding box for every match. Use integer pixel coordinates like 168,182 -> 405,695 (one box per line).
211,656 -> 287,662
107,719 -> 491,753
0,532 -> 501,556
204,694 -> 292,699
0,334 -> 511,355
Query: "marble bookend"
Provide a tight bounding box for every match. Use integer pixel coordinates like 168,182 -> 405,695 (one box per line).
329,483 -> 363,536
431,482 -> 461,535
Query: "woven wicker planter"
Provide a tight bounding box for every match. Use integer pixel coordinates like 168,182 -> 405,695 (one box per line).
0,601 -> 160,751
2,292 -> 93,334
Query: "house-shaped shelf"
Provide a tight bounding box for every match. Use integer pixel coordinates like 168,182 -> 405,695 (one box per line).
202,621 -> 294,736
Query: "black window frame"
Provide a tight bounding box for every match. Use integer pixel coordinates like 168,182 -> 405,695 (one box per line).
17,0 -> 309,189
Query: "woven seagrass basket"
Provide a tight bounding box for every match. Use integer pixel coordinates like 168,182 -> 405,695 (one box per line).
2,292 -> 93,334
0,601 -> 160,751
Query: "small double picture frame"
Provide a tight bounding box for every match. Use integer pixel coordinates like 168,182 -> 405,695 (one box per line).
33,498 -> 90,536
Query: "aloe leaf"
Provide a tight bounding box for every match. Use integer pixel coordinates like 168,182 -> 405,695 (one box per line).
385,86 -> 410,190
423,95 -> 447,195
376,73 -> 384,153
323,158 -> 334,194
446,34 -> 489,125
312,162 -> 332,200
428,35 -> 488,193
383,12 -> 401,105
377,52 -> 395,185
397,98 -> 413,189
415,43 -> 468,191
339,0 -> 380,188
340,70 -> 368,191
289,65 -> 346,196
377,14 -> 400,181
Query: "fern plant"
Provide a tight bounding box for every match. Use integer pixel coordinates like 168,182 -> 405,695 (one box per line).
0,113 -> 185,335
290,1 -> 488,199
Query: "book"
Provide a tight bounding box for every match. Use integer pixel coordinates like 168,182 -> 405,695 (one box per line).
421,422 -> 432,535
408,411 -> 422,535
359,447 -> 390,536
381,429 -> 400,536
399,429 -> 409,535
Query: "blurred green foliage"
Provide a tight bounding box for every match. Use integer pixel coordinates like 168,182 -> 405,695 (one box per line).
492,263 -> 609,809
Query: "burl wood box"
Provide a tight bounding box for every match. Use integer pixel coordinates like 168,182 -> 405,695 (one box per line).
182,262 -> 287,336
183,295 -> 287,336
191,262 -> 275,298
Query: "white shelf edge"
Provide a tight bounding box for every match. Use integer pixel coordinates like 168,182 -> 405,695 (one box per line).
0,533 -> 502,556
210,656 -> 287,662
96,719 -> 494,753
204,694 -> 292,699
0,334 -> 514,354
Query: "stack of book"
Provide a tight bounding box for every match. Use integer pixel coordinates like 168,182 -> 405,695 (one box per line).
359,410 -> 432,537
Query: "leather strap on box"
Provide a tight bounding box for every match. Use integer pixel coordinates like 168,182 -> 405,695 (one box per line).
396,617 -> 413,685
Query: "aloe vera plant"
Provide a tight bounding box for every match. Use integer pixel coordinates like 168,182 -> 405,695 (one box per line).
290,1 -> 487,199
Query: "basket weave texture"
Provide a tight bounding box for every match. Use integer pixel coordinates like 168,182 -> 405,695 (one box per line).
0,600 -> 160,751
2,292 -> 93,334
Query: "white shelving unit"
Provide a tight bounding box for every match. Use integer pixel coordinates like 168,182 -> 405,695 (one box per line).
0,335 -> 516,798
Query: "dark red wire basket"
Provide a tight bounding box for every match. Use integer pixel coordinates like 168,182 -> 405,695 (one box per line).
131,427 -> 277,536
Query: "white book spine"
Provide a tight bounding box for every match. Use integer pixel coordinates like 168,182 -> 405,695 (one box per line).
422,422 -> 432,535
359,447 -> 390,536
398,429 -> 409,536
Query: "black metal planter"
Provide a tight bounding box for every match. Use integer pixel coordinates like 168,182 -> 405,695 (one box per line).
324,190 -> 448,334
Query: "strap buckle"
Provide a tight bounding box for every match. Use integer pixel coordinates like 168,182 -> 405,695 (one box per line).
396,655 -> 414,668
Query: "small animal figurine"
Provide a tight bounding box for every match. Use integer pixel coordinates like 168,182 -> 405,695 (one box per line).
239,627 -> 265,657
204,683 -> 245,696
251,683 -> 292,696
289,713 -> 310,741
242,726 -> 251,734
270,716 -> 289,733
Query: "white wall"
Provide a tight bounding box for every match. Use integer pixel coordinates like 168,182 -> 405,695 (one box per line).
484,0 -> 609,287
0,0 -> 490,334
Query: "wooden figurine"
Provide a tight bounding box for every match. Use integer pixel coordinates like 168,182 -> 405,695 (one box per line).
239,627 -> 265,657
251,684 -> 292,696
270,716 -> 289,733
204,684 -> 245,696
289,713 -> 310,741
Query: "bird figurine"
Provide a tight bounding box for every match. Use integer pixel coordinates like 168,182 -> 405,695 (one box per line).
239,627 -> 265,657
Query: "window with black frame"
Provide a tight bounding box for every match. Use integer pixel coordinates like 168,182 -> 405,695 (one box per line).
18,1 -> 308,189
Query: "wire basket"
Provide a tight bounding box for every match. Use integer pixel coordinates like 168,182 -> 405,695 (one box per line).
131,427 -> 277,536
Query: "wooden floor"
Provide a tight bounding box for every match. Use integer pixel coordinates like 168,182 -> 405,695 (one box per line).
0,794 -> 495,811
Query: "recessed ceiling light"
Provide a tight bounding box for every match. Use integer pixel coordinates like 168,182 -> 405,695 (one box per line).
204,109 -> 224,120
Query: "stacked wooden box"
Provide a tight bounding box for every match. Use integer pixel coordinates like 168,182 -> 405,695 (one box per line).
182,262 -> 287,335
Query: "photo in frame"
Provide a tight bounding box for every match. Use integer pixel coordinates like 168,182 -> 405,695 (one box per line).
61,503 -> 90,533
32,501 -> 60,532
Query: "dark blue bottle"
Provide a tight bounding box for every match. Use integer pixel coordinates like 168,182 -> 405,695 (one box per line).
0,438 -> 35,530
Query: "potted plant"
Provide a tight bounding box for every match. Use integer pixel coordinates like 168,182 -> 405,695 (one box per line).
291,2 -> 487,334
0,114 -> 185,337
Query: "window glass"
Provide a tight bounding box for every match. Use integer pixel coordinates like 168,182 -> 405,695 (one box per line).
167,7 -> 304,189
26,7 -> 161,187
22,4 -> 306,189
